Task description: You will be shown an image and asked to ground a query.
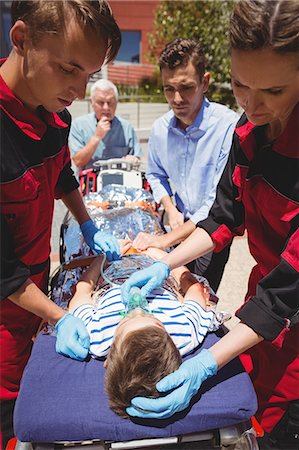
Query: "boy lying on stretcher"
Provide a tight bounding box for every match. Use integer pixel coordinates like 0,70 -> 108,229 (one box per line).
67,244 -> 228,418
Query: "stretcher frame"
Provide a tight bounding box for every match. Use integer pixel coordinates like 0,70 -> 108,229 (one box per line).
16,175 -> 258,450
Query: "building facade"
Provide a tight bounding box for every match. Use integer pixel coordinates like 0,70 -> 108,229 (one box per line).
0,0 -> 159,87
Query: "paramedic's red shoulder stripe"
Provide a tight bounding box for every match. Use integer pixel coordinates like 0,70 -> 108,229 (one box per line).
282,227 -> 299,272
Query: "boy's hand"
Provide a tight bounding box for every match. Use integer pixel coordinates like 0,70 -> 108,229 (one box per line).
133,232 -> 165,251
120,239 -> 133,255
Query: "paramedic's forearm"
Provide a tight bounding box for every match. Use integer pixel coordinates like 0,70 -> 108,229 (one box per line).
163,220 -> 196,248
62,189 -> 90,225
9,279 -> 65,325
162,227 -> 214,270
209,322 -> 264,369
72,136 -> 100,169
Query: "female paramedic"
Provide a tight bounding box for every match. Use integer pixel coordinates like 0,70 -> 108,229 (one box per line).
122,0 -> 299,447
0,1 -> 121,446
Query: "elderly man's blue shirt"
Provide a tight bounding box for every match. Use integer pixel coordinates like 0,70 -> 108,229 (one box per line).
69,113 -> 142,170
146,97 -> 239,224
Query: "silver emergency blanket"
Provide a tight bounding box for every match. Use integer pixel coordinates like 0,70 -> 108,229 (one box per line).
51,255 -> 179,311
45,254 -> 179,335
47,254 -> 229,337
62,185 -> 163,263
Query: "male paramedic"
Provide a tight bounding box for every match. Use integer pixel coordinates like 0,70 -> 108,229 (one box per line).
133,38 -> 239,292
0,1 -> 121,446
69,79 -> 143,173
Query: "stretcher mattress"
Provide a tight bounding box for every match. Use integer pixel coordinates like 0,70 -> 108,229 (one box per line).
14,329 -> 257,443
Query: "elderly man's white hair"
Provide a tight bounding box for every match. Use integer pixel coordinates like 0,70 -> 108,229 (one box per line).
90,79 -> 119,101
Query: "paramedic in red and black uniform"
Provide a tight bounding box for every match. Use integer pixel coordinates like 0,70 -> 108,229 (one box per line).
0,1 -> 121,446
121,1 -> 299,448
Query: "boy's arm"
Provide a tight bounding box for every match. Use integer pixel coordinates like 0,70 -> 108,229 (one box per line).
68,256 -> 105,312
170,267 -> 210,309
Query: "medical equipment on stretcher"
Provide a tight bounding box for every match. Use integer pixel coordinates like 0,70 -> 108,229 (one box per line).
79,158 -> 149,196
14,185 -> 259,450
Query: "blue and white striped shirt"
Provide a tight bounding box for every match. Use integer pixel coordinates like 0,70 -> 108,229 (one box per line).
73,286 -> 217,359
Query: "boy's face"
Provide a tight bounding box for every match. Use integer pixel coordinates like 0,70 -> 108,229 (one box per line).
16,20 -> 107,112
114,309 -> 165,343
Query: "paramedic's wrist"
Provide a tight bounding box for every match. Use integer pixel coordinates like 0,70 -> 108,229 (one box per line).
154,260 -> 171,274
48,311 -> 65,327
159,258 -> 173,272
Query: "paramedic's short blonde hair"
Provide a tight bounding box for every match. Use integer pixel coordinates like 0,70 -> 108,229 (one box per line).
105,326 -> 182,418
90,79 -> 119,101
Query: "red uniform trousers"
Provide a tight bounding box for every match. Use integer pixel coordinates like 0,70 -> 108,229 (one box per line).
239,265 -> 299,433
0,265 -> 49,445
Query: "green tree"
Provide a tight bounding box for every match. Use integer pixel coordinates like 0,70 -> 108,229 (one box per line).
145,0 -> 236,107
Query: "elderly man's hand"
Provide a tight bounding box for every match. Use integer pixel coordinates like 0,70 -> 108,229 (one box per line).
123,155 -> 140,166
133,232 -> 165,251
95,116 -> 111,140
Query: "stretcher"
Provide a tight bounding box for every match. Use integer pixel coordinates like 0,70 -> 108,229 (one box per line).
14,185 -> 259,449
78,158 -> 150,196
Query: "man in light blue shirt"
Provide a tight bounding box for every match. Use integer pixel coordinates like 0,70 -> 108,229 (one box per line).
133,39 -> 239,291
69,79 -> 142,172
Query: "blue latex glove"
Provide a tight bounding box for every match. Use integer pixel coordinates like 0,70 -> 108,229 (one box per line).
126,349 -> 218,419
121,260 -> 170,304
80,219 -> 120,261
55,313 -> 90,361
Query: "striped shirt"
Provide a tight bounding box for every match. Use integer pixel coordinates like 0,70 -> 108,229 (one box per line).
73,286 -> 217,359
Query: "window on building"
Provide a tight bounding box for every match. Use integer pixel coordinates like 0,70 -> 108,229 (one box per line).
1,2 -> 13,58
116,31 -> 141,63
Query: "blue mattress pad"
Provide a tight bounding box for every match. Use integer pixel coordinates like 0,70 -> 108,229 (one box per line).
14,329 -> 257,443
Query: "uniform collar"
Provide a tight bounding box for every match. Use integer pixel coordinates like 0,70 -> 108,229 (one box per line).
235,102 -> 299,159
0,58 -> 68,140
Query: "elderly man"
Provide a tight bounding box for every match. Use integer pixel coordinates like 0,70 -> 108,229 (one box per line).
69,79 -> 142,171
133,38 -> 239,292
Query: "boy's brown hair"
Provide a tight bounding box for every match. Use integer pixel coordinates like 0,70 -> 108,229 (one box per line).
105,326 -> 182,418
11,0 -> 121,63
